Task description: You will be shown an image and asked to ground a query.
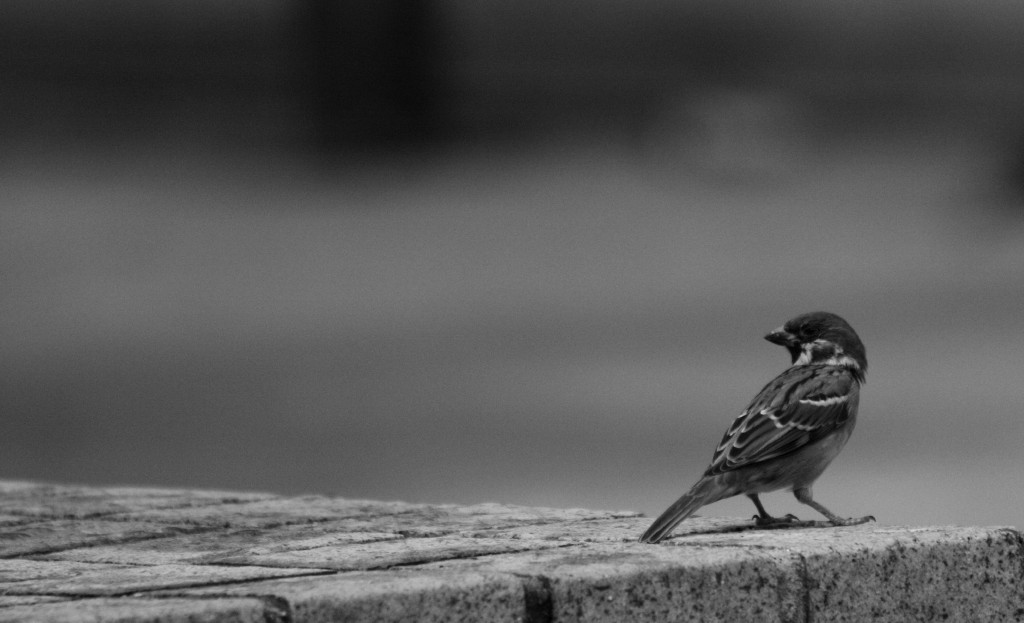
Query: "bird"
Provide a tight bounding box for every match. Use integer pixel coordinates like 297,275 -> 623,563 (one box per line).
639,311 -> 874,544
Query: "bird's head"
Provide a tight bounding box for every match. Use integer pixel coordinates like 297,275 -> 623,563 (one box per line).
764,311 -> 867,380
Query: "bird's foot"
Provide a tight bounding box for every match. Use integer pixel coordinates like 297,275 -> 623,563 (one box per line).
753,513 -> 801,527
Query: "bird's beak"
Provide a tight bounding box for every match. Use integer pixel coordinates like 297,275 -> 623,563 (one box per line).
764,327 -> 798,347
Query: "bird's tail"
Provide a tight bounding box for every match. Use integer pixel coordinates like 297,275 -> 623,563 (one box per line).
639,476 -> 727,543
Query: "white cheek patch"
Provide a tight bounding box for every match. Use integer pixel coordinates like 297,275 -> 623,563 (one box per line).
824,354 -> 861,369
794,340 -> 862,371
794,340 -> 826,366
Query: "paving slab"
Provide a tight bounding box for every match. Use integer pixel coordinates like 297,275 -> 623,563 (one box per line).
0,483 -> 274,519
0,558 -> 327,597
0,518 -> 201,557
164,568 -> 526,623
0,597 -> 270,623
0,481 -> 1020,622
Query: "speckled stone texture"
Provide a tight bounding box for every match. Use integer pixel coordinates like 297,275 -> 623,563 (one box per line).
0,481 -> 1020,622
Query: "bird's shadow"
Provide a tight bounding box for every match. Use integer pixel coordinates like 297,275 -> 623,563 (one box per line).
667,516 -> 873,539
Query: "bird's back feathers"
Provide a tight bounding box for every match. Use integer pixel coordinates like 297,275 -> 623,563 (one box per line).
706,365 -> 860,476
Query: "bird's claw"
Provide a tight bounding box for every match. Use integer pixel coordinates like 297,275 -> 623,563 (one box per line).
753,513 -> 801,527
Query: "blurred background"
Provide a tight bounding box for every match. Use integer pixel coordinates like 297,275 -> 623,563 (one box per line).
2,1 -> 1024,530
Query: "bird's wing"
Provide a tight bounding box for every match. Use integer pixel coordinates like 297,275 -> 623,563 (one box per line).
704,365 -> 859,476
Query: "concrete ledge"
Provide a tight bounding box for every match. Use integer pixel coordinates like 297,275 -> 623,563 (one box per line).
0,482 -> 1019,622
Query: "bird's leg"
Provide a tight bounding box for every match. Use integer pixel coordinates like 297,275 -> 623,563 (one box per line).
793,487 -> 874,526
748,494 -> 800,526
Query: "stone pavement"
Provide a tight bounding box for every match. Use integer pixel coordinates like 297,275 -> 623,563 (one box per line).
0,481 -> 1019,621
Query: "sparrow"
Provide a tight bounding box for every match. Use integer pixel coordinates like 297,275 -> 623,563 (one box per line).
639,311 -> 873,544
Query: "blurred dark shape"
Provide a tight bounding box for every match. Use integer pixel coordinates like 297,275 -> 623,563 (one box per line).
3,1 -> 1024,159
298,0 -> 445,152
444,3 -> 804,142
1003,132 -> 1024,207
0,1 -> 292,151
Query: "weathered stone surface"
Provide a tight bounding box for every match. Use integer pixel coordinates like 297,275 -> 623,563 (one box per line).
0,482 -> 49,494
0,559 -> 326,596
798,527 -> 1024,622
0,597 -> 269,623
170,569 -> 526,623
209,533 -> 573,570
108,497 -> 637,530
0,481 -> 1020,622
0,595 -> 67,607
42,501 -> 640,567
38,521 -> 403,566
415,542 -> 805,622
0,519 -> 199,557
108,496 -> 426,529
0,483 -> 273,519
